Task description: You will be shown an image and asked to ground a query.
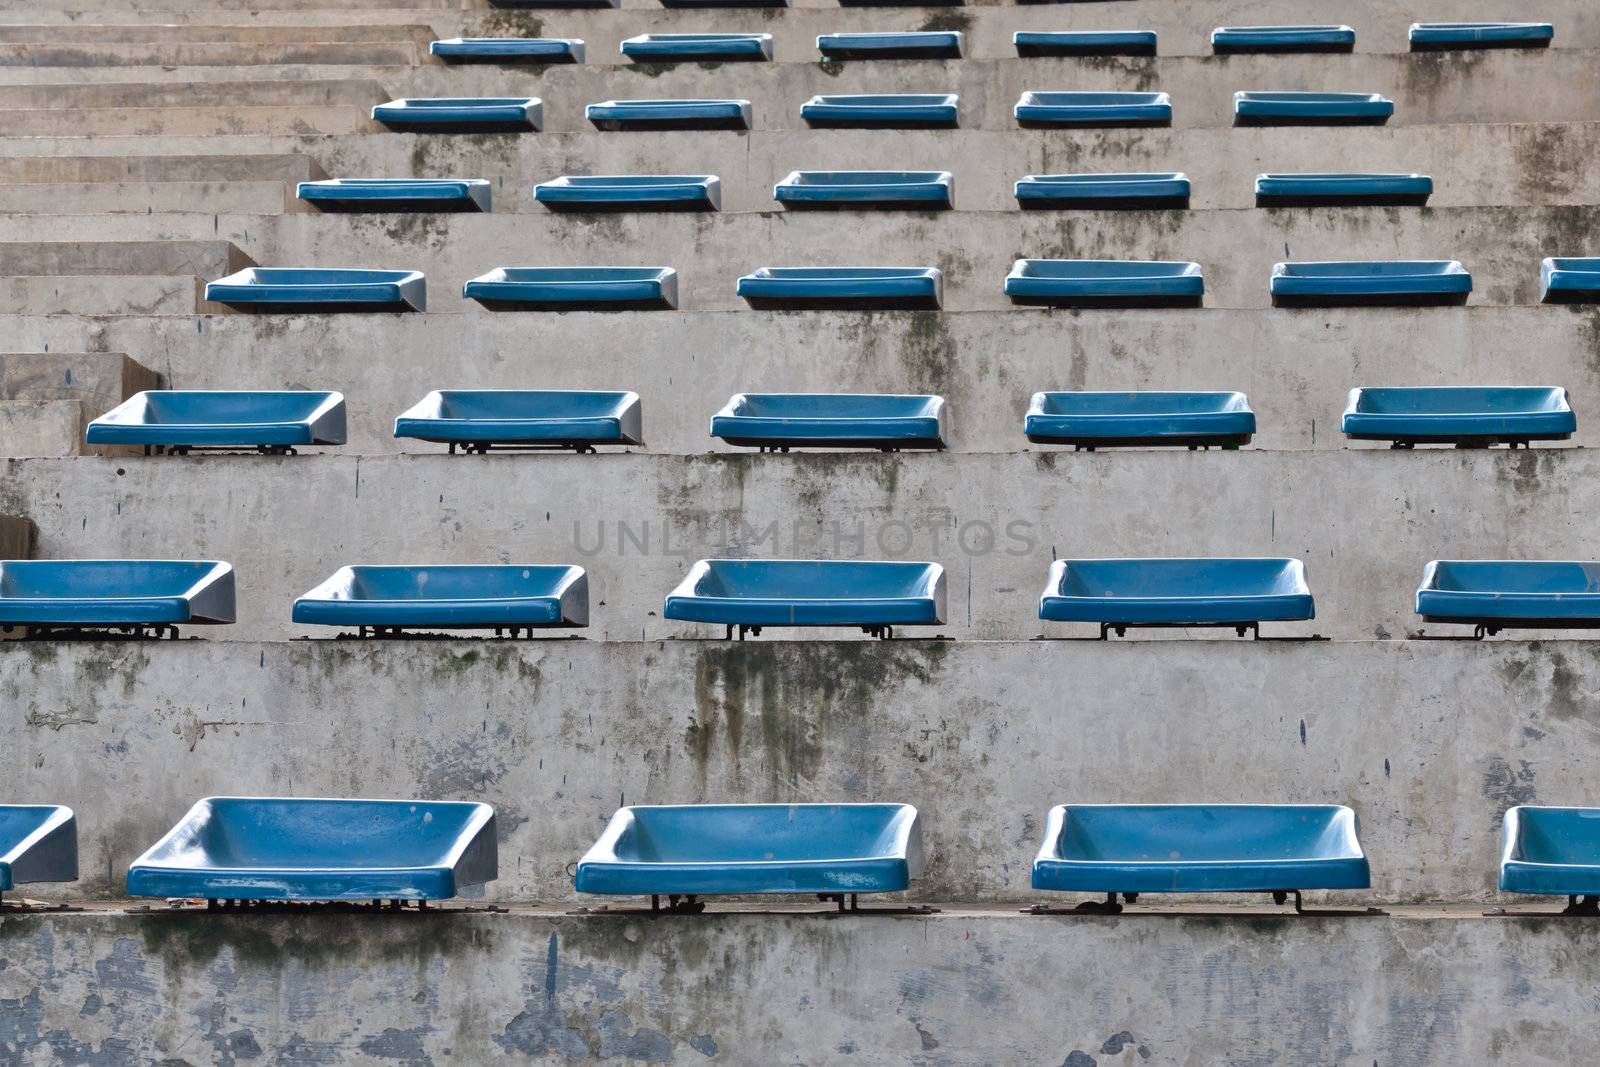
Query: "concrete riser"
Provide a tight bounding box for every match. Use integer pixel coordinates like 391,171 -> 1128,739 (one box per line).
1,307 -> 1595,455
0,910 -> 1591,1064
1,638 -> 1590,903
4,448 -> 1597,641
1,203 -> 1582,309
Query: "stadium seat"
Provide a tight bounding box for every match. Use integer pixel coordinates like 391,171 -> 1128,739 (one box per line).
1270,260 -> 1470,307
0,560 -> 235,637
298,178 -> 491,213
1254,173 -> 1432,208
1233,91 -> 1392,127
1006,259 -> 1204,309
293,565 -> 589,635
1211,25 -> 1355,54
394,390 -> 643,452
774,170 -> 953,209
205,268 -> 426,313
1342,387 -> 1574,448
1025,391 -> 1254,449
1416,561 -> 1600,636
0,806 -> 76,895
575,804 -> 922,911
737,266 -> 943,310
587,99 -> 751,131
1409,21 -> 1553,51
429,38 -> 584,64
1015,91 -> 1171,128
620,33 -> 772,62
126,798 -> 498,902
816,32 -> 962,61
1014,31 -> 1156,58
86,390 -> 347,454
1032,805 -> 1370,910
463,267 -> 678,311
710,393 -> 946,451
534,175 -> 720,212
664,559 -> 946,639
800,93 -> 958,129
1015,172 -> 1190,210
1500,807 -> 1600,909
371,97 -> 542,133
1540,258 -> 1600,303
1039,557 -> 1314,637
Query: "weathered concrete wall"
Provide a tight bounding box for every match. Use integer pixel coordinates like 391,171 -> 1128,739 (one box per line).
1,909 -> 1595,1064
3,307 -> 1597,455
1,638 -> 1589,903
0,449 -> 1592,641
9,202 -> 1595,310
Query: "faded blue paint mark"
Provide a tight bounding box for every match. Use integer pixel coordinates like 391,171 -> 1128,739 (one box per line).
358,1026 -> 435,1066
689,1033 -> 719,1057
911,1019 -> 939,1050
1061,1053 -> 1096,1067
545,933 -> 558,1005
1299,720 -> 1307,746
1101,1032 -> 1135,1054
595,1011 -> 671,1062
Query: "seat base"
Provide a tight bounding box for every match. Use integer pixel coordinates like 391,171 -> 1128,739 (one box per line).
1235,115 -> 1390,127
1027,433 -> 1249,450
1350,433 -> 1567,448
1272,291 -> 1468,308
722,437 -> 945,451
803,118 -> 958,130
138,444 -> 301,456
590,118 -> 749,131
333,625 -> 582,640
1214,42 -> 1354,55
822,47 -> 962,60
442,441 -> 606,454
1020,195 -> 1188,211
1541,288 -> 1600,304
741,295 -> 942,311
4,623 -> 182,641
539,200 -> 715,214
1421,615 -> 1600,638
1411,39 -> 1550,52
1009,293 -> 1203,310
211,300 -> 418,314
1017,118 -> 1170,130
376,120 -> 536,134
470,297 -> 675,312
1017,43 -> 1157,57
1257,193 -> 1431,208
308,198 -> 485,213
435,53 -> 580,65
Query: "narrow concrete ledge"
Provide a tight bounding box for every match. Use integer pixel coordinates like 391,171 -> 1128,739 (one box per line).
0,351 -> 162,456
0,637 -> 1591,903
0,153 -> 325,184
0,907 -> 1590,1062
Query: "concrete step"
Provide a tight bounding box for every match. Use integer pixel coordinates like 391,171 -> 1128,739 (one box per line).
0,105 -> 379,136
0,180 -> 297,215
4,448 -> 1595,642
0,239 -> 249,277
0,123 -> 1581,213
11,203 -> 1593,310
1,909 -> 1582,1064
0,78 -> 388,108
2,636 -> 1591,906
5,2 -> 1600,59
0,40 -> 428,66
0,307 -> 1594,455
0,275 -> 214,315
0,152 -> 324,183
0,23 -> 437,44
0,351 -> 160,455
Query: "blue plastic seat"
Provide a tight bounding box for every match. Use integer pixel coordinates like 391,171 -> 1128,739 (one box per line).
1032,805 -> 1370,908
298,178 -> 491,213
1255,173 -> 1432,208
1211,25 -> 1355,54
0,560 -> 235,634
463,267 -> 677,311
535,175 -> 720,212
1006,259 -> 1203,309
127,797 -> 498,902
1417,561 -> 1600,634
429,37 -> 584,64
0,806 -> 76,894
737,267 -> 943,310
587,99 -> 751,131
1014,31 -> 1156,58
490,0 -> 614,8
294,565 -> 588,634
1015,91 -> 1171,128
1501,807 -> 1600,903
87,390 -> 347,454
1040,557 -> 1313,636
1026,391 -> 1254,449
1410,22 -> 1553,51
1233,91 -> 1392,127
206,267 -> 426,313
665,559 -> 946,638
817,31 -> 962,60
620,33 -> 773,63
800,93 -> 958,129
1015,173 -> 1189,210
1271,260 -> 1470,308
711,393 -> 946,451
1342,387 -> 1573,448
394,390 -> 643,452
372,97 -> 542,133
774,170 -> 952,210
576,804 -> 922,907
1540,258 -> 1600,303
